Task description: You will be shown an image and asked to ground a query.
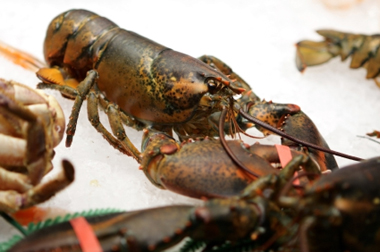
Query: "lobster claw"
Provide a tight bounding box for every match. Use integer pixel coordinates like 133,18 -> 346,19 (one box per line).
247,100 -> 301,136
8,197 -> 264,252
280,111 -> 338,171
243,100 -> 338,171
295,40 -> 336,72
140,128 -> 292,199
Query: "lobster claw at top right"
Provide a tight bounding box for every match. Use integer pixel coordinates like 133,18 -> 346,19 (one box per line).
295,29 -> 380,139
295,29 -> 380,87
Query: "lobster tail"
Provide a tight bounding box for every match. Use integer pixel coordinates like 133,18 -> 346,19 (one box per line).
296,29 -> 380,79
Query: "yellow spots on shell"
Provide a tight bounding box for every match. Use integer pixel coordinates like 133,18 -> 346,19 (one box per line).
146,85 -> 152,93
373,197 -> 380,205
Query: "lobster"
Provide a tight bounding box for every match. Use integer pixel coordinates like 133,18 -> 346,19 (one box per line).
33,9 -> 346,163
7,155 -> 380,252
33,9 -> 253,162
0,78 -> 74,213
1,9 -> 363,200
295,29 -> 380,138
296,30 -> 380,84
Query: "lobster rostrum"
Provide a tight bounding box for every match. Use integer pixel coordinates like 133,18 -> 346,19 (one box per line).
0,78 -> 74,213
8,155 -> 380,252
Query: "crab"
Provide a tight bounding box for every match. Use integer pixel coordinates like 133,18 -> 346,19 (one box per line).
0,78 -> 74,213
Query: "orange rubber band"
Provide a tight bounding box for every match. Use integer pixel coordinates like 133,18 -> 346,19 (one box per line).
70,217 -> 103,252
275,144 -> 292,167
275,144 -> 301,185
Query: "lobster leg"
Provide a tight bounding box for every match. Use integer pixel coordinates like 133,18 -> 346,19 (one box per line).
38,69 -> 142,161
87,89 -> 141,159
103,102 -> 141,161
64,70 -> 98,147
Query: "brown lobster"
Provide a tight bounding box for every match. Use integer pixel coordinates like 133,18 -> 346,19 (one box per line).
7,156 -> 380,252
35,9 -> 342,163
0,9 -> 358,200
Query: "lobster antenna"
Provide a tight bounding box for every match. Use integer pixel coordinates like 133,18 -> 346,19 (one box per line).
219,108 -> 260,178
0,40 -> 46,71
357,135 -> 380,145
239,109 -> 363,161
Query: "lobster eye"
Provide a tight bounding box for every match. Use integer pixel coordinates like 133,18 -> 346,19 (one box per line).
207,79 -> 218,94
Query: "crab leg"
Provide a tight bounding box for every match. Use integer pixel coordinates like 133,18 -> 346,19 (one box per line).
0,160 -> 74,213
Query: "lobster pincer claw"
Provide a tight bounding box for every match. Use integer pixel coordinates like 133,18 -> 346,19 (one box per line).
8,206 -> 195,252
245,100 -> 338,172
140,128 -> 288,199
280,111 -> 338,171
8,198 -> 266,252
247,100 -> 301,136
140,127 -> 325,199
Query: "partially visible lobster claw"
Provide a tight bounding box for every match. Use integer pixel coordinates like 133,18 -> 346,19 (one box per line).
8,198 -> 263,252
280,111 -> 338,171
7,154 -> 326,252
296,29 -> 380,81
139,128 -> 321,199
295,40 -> 336,72
296,29 -> 380,138
242,100 -> 339,171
